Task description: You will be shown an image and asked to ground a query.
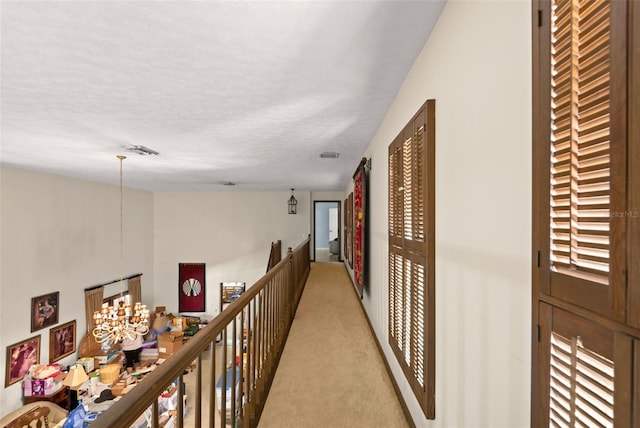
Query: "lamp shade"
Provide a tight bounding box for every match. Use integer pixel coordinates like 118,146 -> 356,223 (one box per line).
63,364 -> 89,389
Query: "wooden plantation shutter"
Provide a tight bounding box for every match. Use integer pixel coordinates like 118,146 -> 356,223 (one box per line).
537,304 -> 633,427
543,0 -> 628,318
547,0 -> 627,319
388,99 -> 435,418
532,0 -> 639,425
532,303 -> 640,428
549,332 -> 614,426
549,0 -> 612,282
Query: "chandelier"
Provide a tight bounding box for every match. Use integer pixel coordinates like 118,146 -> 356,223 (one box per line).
92,155 -> 150,344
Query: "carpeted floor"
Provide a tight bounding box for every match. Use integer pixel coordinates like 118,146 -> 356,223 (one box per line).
181,262 -> 407,427
257,262 -> 408,428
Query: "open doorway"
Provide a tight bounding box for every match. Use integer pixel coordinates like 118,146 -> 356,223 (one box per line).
314,201 -> 340,262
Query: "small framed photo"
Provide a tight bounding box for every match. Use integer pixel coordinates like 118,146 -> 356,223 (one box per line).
5,336 -> 40,387
31,292 -> 59,332
49,320 -> 76,363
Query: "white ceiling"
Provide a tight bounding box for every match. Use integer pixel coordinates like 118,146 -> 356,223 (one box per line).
1,0 -> 445,192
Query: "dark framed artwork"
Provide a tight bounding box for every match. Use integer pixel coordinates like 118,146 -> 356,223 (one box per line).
5,335 -> 40,387
49,320 -> 76,363
353,158 -> 368,298
347,192 -> 354,268
31,292 -> 59,332
179,263 -> 206,312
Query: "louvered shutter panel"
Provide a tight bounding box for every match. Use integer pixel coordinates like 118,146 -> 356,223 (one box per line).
388,100 -> 435,418
389,136 -> 403,243
534,0 -> 636,425
403,134 -> 413,241
550,0 -> 612,283
413,124 -> 425,242
407,249 -> 425,387
389,250 -> 403,352
549,332 -> 614,427
389,132 -> 405,360
545,0 -> 627,319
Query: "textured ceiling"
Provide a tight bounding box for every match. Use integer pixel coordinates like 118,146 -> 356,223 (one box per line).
1,1 -> 445,191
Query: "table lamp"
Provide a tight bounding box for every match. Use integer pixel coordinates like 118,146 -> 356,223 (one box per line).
63,364 -> 89,411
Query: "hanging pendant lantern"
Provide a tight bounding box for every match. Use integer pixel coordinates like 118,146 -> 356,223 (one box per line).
288,188 -> 297,215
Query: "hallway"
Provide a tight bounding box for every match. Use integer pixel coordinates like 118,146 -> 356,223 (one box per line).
257,262 -> 408,428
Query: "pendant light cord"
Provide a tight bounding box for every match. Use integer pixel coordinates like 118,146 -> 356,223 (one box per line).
118,155 -> 126,300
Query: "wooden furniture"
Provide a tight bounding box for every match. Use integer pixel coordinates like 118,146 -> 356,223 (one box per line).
23,385 -> 68,410
4,406 -> 49,428
0,402 -> 67,428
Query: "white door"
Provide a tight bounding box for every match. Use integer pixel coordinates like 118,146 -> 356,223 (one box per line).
329,208 -> 338,241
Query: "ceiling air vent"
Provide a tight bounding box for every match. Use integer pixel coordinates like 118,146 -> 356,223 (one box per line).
123,144 -> 159,156
320,151 -> 340,159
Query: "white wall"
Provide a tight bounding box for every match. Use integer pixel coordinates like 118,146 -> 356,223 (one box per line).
152,191 -> 310,319
0,167 -> 154,415
345,1 -> 532,426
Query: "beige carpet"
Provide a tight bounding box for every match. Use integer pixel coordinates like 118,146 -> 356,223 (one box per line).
257,262 -> 408,428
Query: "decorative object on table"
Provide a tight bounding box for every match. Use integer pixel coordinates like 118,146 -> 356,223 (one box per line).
353,157 -> 369,298
92,155 -> 149,344
76,357 -> 94,374
49,320 -> 76,363
288,188 -> 298,214
94,388 -> 116,403
22,363 -> 64,397
5,335 -> 40,387
62,364 -> 88,411
178,262 -> 206,312
31,291 -> 59,332
98,363 -> 121,384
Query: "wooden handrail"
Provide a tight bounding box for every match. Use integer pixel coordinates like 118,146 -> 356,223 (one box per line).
90,236 -> 311,428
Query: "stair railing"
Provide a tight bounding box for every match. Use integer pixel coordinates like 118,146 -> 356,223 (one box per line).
90,236 -> 310,428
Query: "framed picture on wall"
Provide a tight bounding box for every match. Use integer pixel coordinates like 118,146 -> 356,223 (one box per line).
49,320 -> 76,363
347,192 -> 354,268
5,335 -> 40,387
31,291 -> 59,332
179,263 -> 206,312
353,158 -> 368,298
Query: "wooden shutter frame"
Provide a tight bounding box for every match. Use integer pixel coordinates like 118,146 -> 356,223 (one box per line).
627,0 -> 640,330
538,303 -> 633,426
532,0 -> 640,425
388,99 -> 435,419
535,0 -> 628,320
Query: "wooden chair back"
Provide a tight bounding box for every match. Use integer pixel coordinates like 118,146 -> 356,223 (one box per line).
4,406 -> 50,428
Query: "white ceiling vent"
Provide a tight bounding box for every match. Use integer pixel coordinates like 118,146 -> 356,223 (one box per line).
320,152 -> 340,159
123,145 -> 159,156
